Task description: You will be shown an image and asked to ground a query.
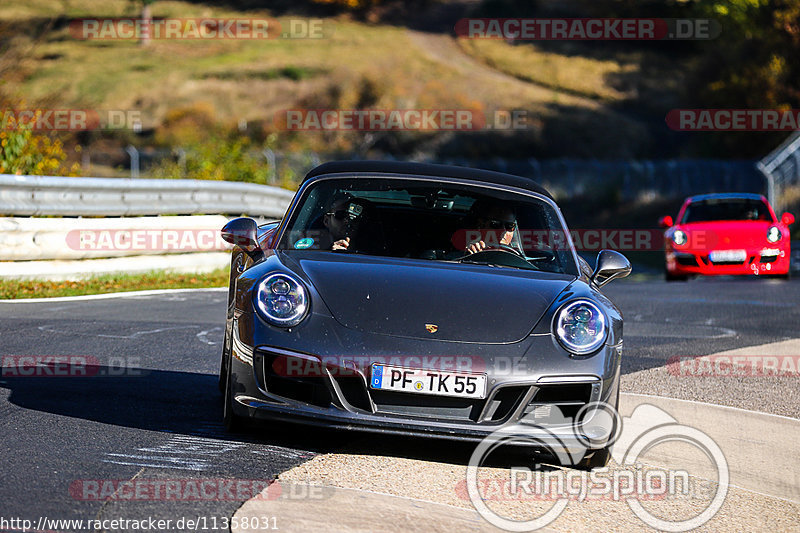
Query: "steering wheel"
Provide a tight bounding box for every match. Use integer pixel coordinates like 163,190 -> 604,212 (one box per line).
460,245 -> 534,269
472,243 -> 525,257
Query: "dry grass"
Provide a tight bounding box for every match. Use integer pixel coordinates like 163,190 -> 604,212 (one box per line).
1,1 -> 636,130
457,38 -> 637,102
0,267 -> 228,299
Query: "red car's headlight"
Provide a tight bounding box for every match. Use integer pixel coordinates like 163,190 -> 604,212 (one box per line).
672,230 -> 687,246
767,226 -> 782,243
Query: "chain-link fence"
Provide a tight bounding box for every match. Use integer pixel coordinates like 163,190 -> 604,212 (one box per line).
86,146 -> 766,202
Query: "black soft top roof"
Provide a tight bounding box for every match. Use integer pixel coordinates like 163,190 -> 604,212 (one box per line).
303,160 -> 553,199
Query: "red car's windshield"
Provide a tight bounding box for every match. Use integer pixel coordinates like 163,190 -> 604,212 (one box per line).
681,198 -> 773,223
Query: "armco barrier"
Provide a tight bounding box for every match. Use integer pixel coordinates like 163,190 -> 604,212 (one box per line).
0,174 -> 295,217
0,175 -> 294,280
0,216 -> 231,261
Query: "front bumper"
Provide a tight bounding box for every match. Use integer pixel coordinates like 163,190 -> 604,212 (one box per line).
666,246 -> 790,276
227,319 -> 622,451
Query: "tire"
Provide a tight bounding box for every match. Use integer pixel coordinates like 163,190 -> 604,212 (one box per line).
665,270 -> 688,281
763,271 -> 791,280
217,321 -> 231,393
222,349 -> 246,433
574,386 -> 619,470
575,446 -> 611,470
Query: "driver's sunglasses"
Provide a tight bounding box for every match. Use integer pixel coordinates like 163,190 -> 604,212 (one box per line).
485,219 -> 517,232
325,210 -> 349,220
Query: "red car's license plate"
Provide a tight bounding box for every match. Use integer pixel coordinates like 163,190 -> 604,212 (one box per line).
709,249 -> 747,263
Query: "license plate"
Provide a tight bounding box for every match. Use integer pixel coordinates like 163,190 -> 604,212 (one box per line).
370,364 -> 487,399
709,249 -> 746,263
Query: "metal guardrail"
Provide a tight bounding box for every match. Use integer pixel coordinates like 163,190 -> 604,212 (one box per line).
0,215 -> 230,261
757,131 -> 800,214
0,174 -> 295,217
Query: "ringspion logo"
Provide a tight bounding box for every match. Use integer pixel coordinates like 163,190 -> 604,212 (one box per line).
455,467 -> 677,502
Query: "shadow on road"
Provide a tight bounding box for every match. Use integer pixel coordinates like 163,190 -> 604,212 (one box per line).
0,365 -> 556,468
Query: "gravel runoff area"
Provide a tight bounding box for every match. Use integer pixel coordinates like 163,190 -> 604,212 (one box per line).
620,338 -> 800,419
233,339 -> 800,532
272,455 -> 799,532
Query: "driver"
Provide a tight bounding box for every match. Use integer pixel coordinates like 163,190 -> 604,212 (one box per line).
321,193 -> 366,251
463,199 -> 520,255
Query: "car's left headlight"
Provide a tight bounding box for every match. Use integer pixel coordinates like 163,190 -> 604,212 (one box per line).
554,300 -> 607,355
767,226 -> 782,243
254,273 -> 309,327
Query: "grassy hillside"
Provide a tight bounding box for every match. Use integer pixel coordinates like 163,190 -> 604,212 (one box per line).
0,0 -> 680,170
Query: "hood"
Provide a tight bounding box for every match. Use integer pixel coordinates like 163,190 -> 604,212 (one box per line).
282,252 -> 574,343
679,220 -> 775,250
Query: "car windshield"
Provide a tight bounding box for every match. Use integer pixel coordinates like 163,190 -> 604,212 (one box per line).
278,177 -> 578,275
681,198 -> 773,223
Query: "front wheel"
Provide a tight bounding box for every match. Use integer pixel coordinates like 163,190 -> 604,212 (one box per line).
218,321 -> 232,393
222,351 -> 246,433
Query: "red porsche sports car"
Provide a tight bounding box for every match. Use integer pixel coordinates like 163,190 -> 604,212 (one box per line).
659,193 -> 794,280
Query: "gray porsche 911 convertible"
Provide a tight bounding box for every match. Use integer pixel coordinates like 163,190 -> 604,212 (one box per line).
219,161 -> 630,468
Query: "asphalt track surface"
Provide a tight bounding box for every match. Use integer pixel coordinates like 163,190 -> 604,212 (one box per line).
1,277 -> 798,531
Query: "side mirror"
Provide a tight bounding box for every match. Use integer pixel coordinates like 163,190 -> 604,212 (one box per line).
658,215 -> 673,228
592,250 -> 631,288
221,217 -> 263,262
781,212 -> 795,226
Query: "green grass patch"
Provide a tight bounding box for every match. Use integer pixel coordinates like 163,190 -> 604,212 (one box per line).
198,66 -> 323,82
0,268 -> 228,299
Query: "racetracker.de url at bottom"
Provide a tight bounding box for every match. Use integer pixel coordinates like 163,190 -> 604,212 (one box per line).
0,515 -> 278,532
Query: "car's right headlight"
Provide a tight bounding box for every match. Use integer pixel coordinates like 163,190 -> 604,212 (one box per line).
554,300 -> 607,355
672,229 -> 687,246
254,272 -> 309,327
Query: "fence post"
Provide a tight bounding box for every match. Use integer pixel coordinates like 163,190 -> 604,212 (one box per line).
263,148 -> 277,184
756,161 -> 776,212
125,145 -> 140,179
